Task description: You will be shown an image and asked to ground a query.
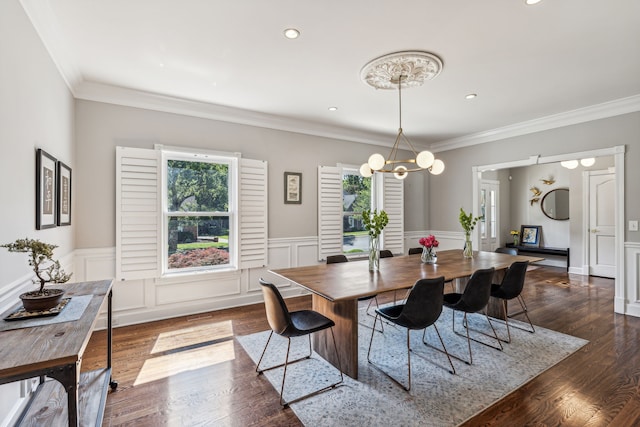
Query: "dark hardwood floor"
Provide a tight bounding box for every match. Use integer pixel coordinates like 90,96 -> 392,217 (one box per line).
82,266 -> 640,426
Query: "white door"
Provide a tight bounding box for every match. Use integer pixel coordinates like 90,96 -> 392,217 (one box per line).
480,180 -> 500,251
588,171 -> 615,278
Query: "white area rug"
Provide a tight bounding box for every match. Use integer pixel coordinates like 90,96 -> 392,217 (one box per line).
237,306 -> 588,426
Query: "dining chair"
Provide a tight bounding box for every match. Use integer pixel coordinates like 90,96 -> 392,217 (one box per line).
490,260 -> 534,342
367,277 -> 455,391
407,247 -> 422,255
443,267 -> 502,364
256,278 -> 344,407
495,247 -> 518,255
379,249 -> 394,258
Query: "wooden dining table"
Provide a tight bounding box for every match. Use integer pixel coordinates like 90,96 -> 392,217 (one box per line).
270,249 -> 543,379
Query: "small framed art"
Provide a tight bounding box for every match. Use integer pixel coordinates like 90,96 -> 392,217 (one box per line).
36,148 -> 57,229
520,225 -> 541,247
284,172 -> 302,204
57,161 -> 72,226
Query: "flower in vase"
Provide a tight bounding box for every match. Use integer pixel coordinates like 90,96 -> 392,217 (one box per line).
419,235 -> 439,250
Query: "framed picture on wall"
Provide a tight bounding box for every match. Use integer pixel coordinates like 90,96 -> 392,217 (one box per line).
36,148 -> 57,229
520,225 -> 541,247
57,161 -> 72,226
284,172 -> 302,204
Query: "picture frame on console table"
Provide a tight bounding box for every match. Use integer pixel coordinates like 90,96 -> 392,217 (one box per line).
36,149 -> 57,229
520,225 -> 541,247
57,161 -> 72,226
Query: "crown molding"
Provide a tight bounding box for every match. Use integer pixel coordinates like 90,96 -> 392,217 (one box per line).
431,95 -> 640,153
75,81 -> 394,148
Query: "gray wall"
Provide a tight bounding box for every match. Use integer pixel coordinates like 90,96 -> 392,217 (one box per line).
74,100 -> 429,249
0,1 -> 75,288
430,113 -> 640,242
0,0 -> 75,420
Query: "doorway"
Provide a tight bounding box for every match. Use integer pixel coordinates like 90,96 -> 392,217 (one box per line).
586,170 -> 616,278
480,180 -> 500,251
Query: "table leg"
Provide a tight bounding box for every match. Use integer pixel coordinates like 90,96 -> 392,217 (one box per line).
311,295 -> 358,379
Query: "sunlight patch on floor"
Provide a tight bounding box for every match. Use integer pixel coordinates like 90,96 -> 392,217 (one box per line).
151,320 -> 233,354
135,339 -> 235,386
133,320 -> 236,386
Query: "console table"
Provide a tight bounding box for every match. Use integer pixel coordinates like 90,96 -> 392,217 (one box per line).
507,244 -> 570,270
0,280 -> 116,426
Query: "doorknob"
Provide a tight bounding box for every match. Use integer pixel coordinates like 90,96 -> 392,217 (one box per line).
590,229 -> 599,233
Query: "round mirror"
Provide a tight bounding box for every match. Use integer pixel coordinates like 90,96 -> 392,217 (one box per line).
541,188 -> 569,220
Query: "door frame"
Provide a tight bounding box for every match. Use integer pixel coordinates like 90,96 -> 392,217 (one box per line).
472,145 -> 625,314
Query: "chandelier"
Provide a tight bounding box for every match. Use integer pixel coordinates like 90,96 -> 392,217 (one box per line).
359,51 -> 445,179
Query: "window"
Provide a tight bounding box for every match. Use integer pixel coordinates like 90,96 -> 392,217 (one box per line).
317,165 -> 403,261
342,169 -> 371,255
163,152 -> 236,273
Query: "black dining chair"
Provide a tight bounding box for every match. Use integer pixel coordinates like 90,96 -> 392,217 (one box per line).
379,249 -> 394,258
408,247 -> 422,255
443,267 -> 503,364
367,277 -> 455,391
490,260 -> 534,342
256,278 -> 343,407
495,247 -> 518,255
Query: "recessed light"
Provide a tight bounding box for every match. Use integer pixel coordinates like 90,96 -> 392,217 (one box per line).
525,0 -> 542,5
284,28 -> 300,39
159,62 -> 165,68
328,106 -> 338,111
465,93 -> 477,99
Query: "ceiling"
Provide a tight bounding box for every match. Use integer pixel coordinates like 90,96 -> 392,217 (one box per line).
21,0 -> 640,150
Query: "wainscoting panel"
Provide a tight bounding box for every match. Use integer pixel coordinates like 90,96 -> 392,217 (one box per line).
623,242 -> 640,317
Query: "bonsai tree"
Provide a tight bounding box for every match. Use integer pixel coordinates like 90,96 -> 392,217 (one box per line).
1,238 -> 72,294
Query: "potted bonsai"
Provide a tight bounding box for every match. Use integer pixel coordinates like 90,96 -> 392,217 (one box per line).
1,238 -> 72,311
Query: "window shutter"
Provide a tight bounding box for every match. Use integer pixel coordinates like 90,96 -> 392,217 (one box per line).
239,158 -> 268,269
318,166 -> 343,261
381,174 -> 404,255
116,146 -> 161,281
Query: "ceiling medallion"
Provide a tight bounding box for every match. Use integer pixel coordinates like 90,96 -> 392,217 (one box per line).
360,51 -> 443,90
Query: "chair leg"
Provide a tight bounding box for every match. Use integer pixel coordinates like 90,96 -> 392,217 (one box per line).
256,332 -> 312,374
361,297 -> 383,333
450,310 -> 503,365
268,330 -> 344,407
508,296 -> 536,333
367,316 -> 412,391
422,324 -> 456,375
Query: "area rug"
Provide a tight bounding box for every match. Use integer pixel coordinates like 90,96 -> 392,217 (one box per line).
237,305 -> 588,426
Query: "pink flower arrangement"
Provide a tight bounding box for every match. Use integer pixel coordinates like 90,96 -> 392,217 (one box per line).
419,235 -> 439,249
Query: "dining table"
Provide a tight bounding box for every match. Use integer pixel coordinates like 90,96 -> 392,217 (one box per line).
270,249 -> 543,379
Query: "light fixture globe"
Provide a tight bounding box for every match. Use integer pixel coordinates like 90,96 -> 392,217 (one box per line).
416,150 -> 435,169
393,165 -> 408,180
368,153 -> 386,171
359,163 -> 373,177
580,158 -> 596,167
429,159 -> 445,175
561,160 -> 579,169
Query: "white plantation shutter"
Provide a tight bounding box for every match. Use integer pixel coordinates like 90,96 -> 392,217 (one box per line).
381,174 -> 404,254
318,166 -> 343,261
239,158 -> 268,269
116,146 -> 161,281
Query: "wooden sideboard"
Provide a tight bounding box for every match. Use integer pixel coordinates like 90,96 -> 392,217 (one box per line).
506,243 -> 569,270
0,280 -> 116,426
